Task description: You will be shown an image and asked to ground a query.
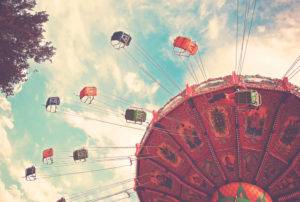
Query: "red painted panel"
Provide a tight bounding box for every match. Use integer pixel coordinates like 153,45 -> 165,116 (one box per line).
268,96 -> 300,163
138,130 -> 190,175
137,159 -> 182,199
139,188 -> 180,202
184,168 -> 215,194
268,155 -> 300,199
241,148 -> 264,182
256,153 -> 287,188
180,185 -> 209,202
159,103 -> 211,163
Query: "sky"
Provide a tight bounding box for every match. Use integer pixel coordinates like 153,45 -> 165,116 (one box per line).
0,0 -> 300,201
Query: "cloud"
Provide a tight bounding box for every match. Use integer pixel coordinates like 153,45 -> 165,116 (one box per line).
0,98 -> 13,160
61,109 -> 142,200
124,72 -> 159,97
35,0 -> 162,111
0,180 -> 25,202
199,1 -> 208,17
63,110 -> 142,146
94,55 -> 125,93
0,120 -> 13,159
185,1 -> 300,85
0,97 -> 11,111
3,159 -> 63,202
19,178 -> 61,202
29,1 -> 163,200
216,0 -> 226,8
207,15 -> 226,40
36,1 -> 128,99
0,98 -> 61,202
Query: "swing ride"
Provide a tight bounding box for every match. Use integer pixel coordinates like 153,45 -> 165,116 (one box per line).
23,0 -> 300,201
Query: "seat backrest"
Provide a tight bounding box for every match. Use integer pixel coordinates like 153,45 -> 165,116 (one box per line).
57,197 -> 66,202
74,149 -> 88,160
111,31 -> 131,46
46,97 -> 60,107
136,110 -> 146,122
125,109 -> 135,121
26,166 -> 35,176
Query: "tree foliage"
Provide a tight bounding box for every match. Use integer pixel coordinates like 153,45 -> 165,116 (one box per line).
0,0 -> 55,96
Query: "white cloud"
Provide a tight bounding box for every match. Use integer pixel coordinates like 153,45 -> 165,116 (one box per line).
0,98 -> 13,160
124,72 -> 159,97
62,109 -> 142,199
257,25 -> 266,33
0,180 -> 25,202
216,0 -> 226,8
36,1 -> 129,100
144,103 -> 160,112
199,1 -> 208,17
207,15 -> 226,40
63,110 -> 142,147
35,0 -> 161,112
0,122 -> 13,159
94,56 -> 124,92
30,2 -> 160,200
186,1 -> 300,86
19,178 -> 61,202
0,97 -> 11,111
4,160 -> 62,202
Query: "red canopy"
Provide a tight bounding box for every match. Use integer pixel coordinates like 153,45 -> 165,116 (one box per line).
79,87 -> 97,99
43,148 -> 53,158
173,36 -> 198,56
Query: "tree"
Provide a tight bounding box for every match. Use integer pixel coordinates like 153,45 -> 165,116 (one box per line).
0,0 -> 55,96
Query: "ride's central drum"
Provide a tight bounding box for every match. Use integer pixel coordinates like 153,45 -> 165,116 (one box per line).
135,74 -> 300,201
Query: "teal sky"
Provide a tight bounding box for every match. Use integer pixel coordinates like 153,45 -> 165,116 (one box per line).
0,0 -> 299,201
